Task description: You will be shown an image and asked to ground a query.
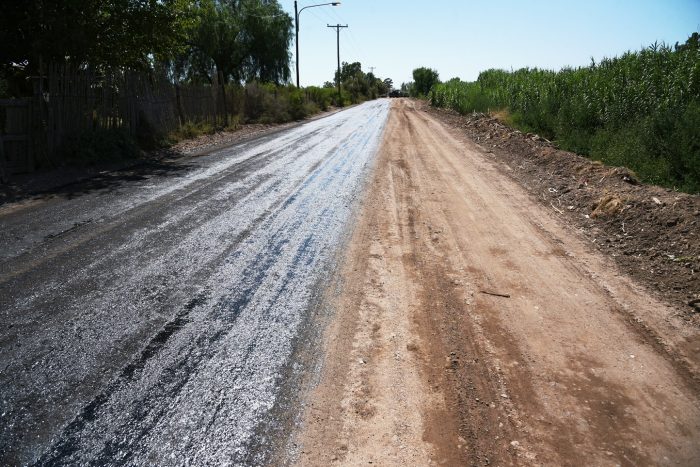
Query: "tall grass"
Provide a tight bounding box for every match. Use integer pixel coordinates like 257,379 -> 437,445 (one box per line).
430,33 -> 700,193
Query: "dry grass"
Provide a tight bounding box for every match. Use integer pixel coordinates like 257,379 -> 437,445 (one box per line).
591,193 -> 624,218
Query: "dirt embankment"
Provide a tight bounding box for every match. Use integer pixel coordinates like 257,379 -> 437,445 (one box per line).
295,99 -> 699,466
425,104 -> 700,323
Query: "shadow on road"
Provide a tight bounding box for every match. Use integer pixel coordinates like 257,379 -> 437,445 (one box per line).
0,151 -> 195,207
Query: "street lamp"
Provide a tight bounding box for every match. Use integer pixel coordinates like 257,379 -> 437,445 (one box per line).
295,1 -> 341,88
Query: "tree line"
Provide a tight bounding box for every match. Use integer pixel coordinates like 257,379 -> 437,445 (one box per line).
0,0 -> 395,170
0,0 -> 392,103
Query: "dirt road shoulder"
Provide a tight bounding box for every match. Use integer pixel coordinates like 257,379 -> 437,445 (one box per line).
294,99 -> 700,466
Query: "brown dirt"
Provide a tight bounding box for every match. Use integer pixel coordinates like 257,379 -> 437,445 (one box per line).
295,99 -> 700,466
424,104 -> 700,323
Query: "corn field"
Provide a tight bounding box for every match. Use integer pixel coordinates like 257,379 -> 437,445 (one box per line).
430,33 -> 700,193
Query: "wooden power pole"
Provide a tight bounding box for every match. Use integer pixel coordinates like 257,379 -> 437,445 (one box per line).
327,24 -> 348,103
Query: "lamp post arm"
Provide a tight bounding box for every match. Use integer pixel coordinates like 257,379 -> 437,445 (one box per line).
298,2 -> 339,15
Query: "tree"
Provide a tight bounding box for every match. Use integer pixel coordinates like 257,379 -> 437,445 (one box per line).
174,0 -> 293,84
174,0 -> 243,83
412,67 -> 440,96
328,61 -> 391,103
383,78 -> 393,90
0,0 -> 293,95
0,0 -> 194,95
240,0 -> 293,83
675,32 -> 700,52
0,0 -> 193,71
335,61 -> 363,84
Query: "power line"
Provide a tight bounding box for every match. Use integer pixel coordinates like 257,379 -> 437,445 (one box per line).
325,7 -> 363,61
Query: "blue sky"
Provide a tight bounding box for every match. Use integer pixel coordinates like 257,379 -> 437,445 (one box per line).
279,0 -> 700,87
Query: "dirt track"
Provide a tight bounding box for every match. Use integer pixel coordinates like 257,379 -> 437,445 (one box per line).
297,99 -> 700,466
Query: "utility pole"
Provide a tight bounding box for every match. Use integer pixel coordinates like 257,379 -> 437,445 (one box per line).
295,1 -> 299,88
327,24 -> 348,103
294,2 -> 341,88
369,66 -> 376,75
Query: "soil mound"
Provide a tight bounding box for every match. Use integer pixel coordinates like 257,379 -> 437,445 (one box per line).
426,104 -> 700,323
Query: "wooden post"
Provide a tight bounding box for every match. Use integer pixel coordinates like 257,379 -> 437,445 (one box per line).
219,70 -> 228,127
175,83 -> 185,127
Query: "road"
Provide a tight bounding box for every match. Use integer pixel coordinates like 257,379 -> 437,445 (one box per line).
297,100 -> 700,466
3,98 -> 699,466
0,100 -> 390,465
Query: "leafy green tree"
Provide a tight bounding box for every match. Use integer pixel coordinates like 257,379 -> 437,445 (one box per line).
240,0 -> 293,83
174,0 -> 293,84
675,32 -> 699,52
412,67 -> 440,96
0,0 -> 194,95
173,0 -> 243,83
328,62 -> 391,103
335,61 -> 363,84
0,0 -> 293,94
0,1 -> 193,71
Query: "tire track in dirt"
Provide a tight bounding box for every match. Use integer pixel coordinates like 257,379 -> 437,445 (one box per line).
295,99 -> 700,466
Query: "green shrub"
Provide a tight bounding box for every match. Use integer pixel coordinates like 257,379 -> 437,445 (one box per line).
429,32 -> 700,193
305,86 -> 334,111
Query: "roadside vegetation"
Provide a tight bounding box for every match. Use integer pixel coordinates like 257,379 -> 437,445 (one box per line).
429,33 -> 700,193
401,67 -> 439,97
0,0 -> 391,168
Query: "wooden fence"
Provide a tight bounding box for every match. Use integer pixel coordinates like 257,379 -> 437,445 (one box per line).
0,98 -> 35,179
0,66 -> 232,176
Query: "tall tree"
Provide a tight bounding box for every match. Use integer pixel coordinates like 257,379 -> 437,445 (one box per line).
240,0 -> 293,83
412,67 -> 440,96
175,0 -> 244,83
0,0 -> 193,71
175,0 -> 293,84
0,0 -> 194,95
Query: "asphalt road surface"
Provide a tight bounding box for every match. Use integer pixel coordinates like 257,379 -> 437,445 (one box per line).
0,100 -> 390,465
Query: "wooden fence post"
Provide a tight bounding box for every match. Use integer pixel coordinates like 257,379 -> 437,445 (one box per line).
175,83 -> 185,126
218,70 -> 228,127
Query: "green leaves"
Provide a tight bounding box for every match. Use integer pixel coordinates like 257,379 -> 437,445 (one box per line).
428,33 -> 700,193
412,67 -> 440,97
1,0 -> 195,71
176,0 -> 293,85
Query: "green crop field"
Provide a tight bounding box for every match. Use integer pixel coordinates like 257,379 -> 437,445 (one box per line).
430,33 -> 700,193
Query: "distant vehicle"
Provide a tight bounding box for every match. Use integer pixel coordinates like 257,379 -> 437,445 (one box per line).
389,89 -> 407,98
